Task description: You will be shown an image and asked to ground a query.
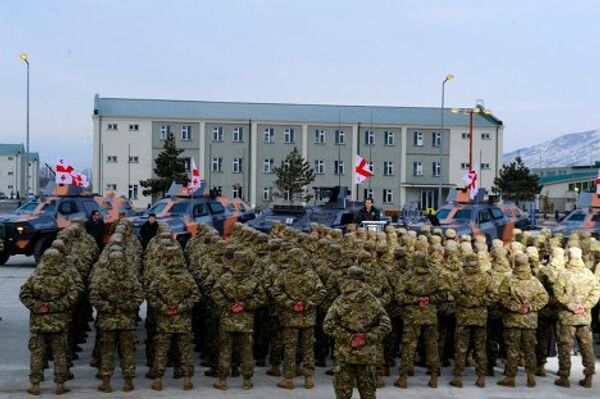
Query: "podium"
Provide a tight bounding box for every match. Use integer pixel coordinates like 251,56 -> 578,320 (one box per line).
361,220 -> 387,233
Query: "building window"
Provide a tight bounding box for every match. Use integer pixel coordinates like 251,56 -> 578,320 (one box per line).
460,162 -> 470,169
108,123 -> 118,131
413,161 -> 423,176
7,185 -> 13,189
413,131 -> 424,146
233,127 -> 244,142
106,155 -> 118,163
106,184 -> 117,191
7,156 -> 14,161
160,125 -> 171,140
335,129 -> 345,145
314,129 -> 325,144
232,186 -> 243,199
232,158 -> 243,173
334,160 -> 345,175
314,160 -> 325,175
128,124 -> 139,131
481,133 -> 491,140
7,171 -> 14,176
383,189 -> 393,203
432,161 -> 441,177
481,163 -> 491,170
363,188 -> 374,200
384,161 -> 393,176
284,128 -> 295,143
128,184 -> 139,200
364,130 -> 374,145
211,157 -> 223,172
461,132 -> 471,140
212,126 -> 224,142
264,128 -> 274,143
432,132 -> 442,147
181,125 -> 192,141
384,131 -> 395,146
263,187 -> 273,201
264,159 -> 274,174
128,156 -> 139,163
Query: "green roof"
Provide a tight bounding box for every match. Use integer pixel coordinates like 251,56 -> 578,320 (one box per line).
0,144 -> 24,156
538,172 -> 597,186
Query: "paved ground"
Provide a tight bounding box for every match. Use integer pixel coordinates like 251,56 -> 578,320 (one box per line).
1,256 -> 599,398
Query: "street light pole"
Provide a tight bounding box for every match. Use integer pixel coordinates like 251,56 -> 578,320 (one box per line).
438,74 -> 454,208
19,53 -> 30,156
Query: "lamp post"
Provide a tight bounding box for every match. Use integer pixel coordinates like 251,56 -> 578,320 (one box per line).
437,74 -> 454,208
19,53 -> 30,156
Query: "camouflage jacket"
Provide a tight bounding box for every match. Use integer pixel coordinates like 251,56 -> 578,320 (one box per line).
454,269 -> 497,326
395,269 -> 445,326
323,281 -> 391,365
553,263 -> 600,326
146,267 -> 201,333
19,262 -> 79,333
89,265 -> 144,331
211,272 -> 266,333
498,274 -> 548,329
272,268 -> 326,328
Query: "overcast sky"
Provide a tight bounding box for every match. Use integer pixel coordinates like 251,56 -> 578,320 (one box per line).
1,0 -> 599,169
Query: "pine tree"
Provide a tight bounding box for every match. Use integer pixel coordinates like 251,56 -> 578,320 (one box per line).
492,156 -> 541,204
140,134 -> 188,198
273,147 -> 316,203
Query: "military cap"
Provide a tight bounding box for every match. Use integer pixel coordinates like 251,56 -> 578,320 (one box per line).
514,251 -> 528,266
108,251 -> 125,262
51,239 -> 67,253
346,266 -> 365,281
568,246 -> 582,260
288,248 -> 305,261
445,228 -> 457,239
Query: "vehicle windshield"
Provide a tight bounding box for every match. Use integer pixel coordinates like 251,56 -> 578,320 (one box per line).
148,202 -> 168,215
169,202 -> 189,215
15,200 -> 39,214
565,213 -> 586,222
436,208 -> 471,221
41,201 -> 56,215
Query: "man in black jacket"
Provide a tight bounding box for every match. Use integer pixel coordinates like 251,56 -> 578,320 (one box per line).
140,213 -> 159,249
355,198 -> 380,224
85,210 -> 105,250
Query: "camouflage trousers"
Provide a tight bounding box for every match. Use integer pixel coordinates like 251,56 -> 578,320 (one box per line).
29,332 -> 68,384
535,317 -> 557,367
145,307 -> 156,366
438,314 -> 455,363
486,315 -> 505,370
557,324 -> 595,377
99,329 -> 137,378
282,327 -> 315,378
253,307 -> 271,363
399,323 -> 439,375
504,328 -> 536,377
152,333 -> 194,378
314,309 -> 331,364
334,363 -> 376,399
218,330 -> 253,379
269,318 -> 283,366
202,301 -> 220,366
454,325 -> 487,377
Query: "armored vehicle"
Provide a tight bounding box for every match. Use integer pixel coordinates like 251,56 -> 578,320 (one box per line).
552,192 -> 600,237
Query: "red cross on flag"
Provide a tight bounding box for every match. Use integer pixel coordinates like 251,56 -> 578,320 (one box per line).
55,158 -> 74,184
463,169 -> 478,200
595,170 -> 600,195
354,155 -> 374,184
187,158 -> 201,192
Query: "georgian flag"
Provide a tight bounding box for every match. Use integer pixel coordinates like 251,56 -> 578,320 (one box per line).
354,155 -> 374,184
463,169 -> 478,200
55,158 -> 74,184
73,173 -> 90,188
188,158 -> 201,191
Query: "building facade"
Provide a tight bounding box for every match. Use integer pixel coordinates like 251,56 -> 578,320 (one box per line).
0,144 -> 39,198
92,95 -> 504,209
533,164 -> 599,212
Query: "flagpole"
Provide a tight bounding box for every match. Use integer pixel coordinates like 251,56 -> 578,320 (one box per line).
369,111 -> 372,191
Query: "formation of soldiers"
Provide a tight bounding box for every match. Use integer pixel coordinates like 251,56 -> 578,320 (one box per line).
18,218 -> 600,397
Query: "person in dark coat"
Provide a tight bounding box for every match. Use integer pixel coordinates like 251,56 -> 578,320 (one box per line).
355,198 -> 380,225
140,213 -> 159,250
85,210 -> 105,250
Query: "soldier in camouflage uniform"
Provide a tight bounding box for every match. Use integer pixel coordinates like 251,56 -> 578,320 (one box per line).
20,248 -> 79,395
497,252 -> 548,388
211,251 -> 266,390
147,245 -> 201,391
323,266 -> 392,399
437,241 -> 460,368
553,247 -> 600,388
395,251 -> 446,389
272,248 -> 326,389
89,251 -> 144,393
449,253 -> 497,388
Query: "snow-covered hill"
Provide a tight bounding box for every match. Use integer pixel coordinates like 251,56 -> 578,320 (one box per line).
504,129 -> 600,168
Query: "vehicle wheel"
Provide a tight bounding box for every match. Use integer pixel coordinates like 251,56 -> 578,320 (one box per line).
0,251 -> 9,266
33,235 -> 54,264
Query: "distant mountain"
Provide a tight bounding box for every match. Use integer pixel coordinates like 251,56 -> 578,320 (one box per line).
503,129 -> 600,168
